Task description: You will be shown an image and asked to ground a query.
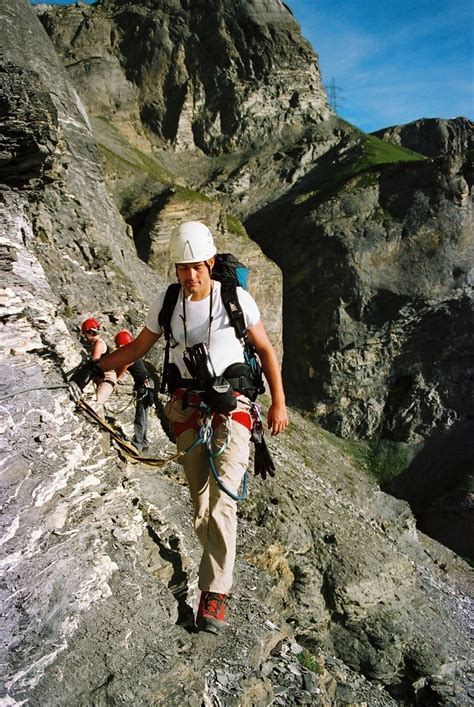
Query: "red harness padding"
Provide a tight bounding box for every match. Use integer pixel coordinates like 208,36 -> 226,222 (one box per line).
171,388 -> 252,438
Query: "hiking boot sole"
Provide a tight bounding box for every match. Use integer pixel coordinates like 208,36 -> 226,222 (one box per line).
196,615 -> 225,634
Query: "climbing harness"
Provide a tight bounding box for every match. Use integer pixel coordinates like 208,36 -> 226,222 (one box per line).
169,388 -> 253,501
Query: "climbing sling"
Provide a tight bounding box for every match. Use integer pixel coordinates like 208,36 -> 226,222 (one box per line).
76,397 -> 182,468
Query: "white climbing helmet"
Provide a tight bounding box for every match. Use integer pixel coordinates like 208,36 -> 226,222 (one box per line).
169,221 -> 216,264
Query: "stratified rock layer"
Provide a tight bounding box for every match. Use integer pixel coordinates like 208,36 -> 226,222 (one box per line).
36,0 -> 330,154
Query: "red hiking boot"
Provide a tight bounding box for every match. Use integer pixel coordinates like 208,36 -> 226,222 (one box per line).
197,591 -> 226,634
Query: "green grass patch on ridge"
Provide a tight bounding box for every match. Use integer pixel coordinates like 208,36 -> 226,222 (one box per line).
225,213 -> 248,238
297,649 -> 324,675
293,127 -> 425,208
173,185 -> 212,203
93,117 -> 175,185
318,427 -> 415,486
98,143 -> 174,185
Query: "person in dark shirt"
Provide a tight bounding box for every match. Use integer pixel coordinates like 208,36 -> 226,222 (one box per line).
114,330 -> 154,452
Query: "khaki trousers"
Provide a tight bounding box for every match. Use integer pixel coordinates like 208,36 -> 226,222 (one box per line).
165,394 -> 251,594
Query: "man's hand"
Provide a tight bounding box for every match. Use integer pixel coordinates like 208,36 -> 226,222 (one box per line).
69,360 -> 104,391
267,401 -> 289,436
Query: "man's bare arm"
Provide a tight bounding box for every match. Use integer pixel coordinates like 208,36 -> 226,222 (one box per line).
98,327 -> 161,373
247,320 -> 288,436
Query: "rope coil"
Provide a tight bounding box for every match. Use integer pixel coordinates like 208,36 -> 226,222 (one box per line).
193,406 -> 248,502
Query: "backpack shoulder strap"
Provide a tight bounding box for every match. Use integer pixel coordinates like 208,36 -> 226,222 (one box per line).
158,283 -> 181,341
220,281 -> 265,398
158,283 -> 180,393
219,281 -> 249,343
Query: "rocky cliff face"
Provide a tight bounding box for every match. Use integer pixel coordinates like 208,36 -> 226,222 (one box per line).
247,123 -> 473,442
37,0 -> 330,154
1,0 -> 473,705
245,120 -> 473,560
373,116 -> 473,160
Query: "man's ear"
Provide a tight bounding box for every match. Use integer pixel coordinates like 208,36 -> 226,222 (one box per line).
207,256 -> 215,271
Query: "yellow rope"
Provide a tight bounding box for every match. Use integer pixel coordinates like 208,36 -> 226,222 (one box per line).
77,398 -> 182,468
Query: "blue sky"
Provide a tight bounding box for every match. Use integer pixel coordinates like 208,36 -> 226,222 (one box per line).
31,0 -> 473,132
287,0 -> 473,131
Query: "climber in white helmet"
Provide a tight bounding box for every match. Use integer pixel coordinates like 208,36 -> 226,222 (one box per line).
69,220 -> 288,633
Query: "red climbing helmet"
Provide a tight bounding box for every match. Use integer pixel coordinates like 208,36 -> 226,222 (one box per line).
115,329 -> 134,347
81,317 -> 100,334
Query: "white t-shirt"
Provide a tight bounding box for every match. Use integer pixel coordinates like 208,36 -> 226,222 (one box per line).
146,280 -> 260,378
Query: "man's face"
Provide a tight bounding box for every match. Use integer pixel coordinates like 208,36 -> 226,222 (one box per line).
176,259 -> 214,298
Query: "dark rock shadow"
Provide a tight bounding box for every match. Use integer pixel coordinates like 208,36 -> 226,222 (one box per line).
146,525 -> 197,632
384,417 -> 474,560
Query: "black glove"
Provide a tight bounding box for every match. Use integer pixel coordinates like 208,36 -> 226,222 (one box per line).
135,383 -> 154,406
69,360 -> 104,391
251,425 -> 276,480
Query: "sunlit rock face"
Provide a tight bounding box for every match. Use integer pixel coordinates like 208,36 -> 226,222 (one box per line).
36,0 -> 330,154
373,116 -> 473,160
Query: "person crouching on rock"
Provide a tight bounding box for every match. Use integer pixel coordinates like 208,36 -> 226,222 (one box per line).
69,222 -> 288,634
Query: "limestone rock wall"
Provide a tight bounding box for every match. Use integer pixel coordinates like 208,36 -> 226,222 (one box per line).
36,0 -> 330,155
